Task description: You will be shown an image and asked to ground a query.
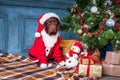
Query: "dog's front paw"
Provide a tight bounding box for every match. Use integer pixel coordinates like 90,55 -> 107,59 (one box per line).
59,61 -> 65,66
48,63 -> 53,67
56,61 -> 65,68
40,63 -> 47,68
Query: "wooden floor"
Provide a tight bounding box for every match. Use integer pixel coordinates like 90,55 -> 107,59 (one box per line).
100,76 -> 120,80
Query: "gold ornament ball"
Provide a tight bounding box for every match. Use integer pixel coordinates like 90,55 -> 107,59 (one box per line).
73,8 -> 76,12
77,29 -> 82,34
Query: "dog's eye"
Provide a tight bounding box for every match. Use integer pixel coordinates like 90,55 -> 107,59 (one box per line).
47,21 -> 52,25
53,20 -> 58,25
46,18 -> 59,26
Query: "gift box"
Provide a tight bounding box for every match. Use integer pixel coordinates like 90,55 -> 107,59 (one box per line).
105,51 -> 120,65
102,62 -> 120,76
79,54 -> 101,65
78,64 -> 102,78
79,55 -> 94,65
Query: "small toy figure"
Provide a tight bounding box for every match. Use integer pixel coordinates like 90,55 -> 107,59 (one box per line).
65,41 -> 82,68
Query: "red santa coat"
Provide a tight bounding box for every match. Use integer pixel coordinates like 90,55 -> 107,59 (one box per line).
29,29 -> 63,64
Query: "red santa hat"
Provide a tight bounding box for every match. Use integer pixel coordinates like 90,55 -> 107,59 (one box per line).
35,12 -> 60,37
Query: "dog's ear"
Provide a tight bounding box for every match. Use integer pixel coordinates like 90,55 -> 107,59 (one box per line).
43,21 -> 47,28
43,21 -> 49,33
56,18 -> 61,30
59,25 -> 62,31
58,20 -> 61,28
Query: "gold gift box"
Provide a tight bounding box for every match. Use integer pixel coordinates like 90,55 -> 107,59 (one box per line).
79,58 -> 94,65
78,64 -> 102,78
79,48 -> 100,65
105,51 -> 120,65
79,55 -> 101,65
102,62 -> 120,76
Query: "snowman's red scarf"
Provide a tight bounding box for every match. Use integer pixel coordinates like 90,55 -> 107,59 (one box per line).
69,50 -> 78,57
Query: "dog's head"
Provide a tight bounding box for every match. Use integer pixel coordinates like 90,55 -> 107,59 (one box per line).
43,17 -> 60,36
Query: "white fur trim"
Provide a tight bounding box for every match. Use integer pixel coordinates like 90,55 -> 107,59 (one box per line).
40,12 -> 60,25
35,32 -> 41,37
40,63 -> 47,68
48,63 -> 53,67
41,29 -> 59,48
56,61 -> 65,68
56,65 -> 62,68
41,29 -> 59,56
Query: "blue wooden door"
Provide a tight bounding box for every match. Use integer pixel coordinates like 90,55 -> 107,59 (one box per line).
0,0 -> 78,56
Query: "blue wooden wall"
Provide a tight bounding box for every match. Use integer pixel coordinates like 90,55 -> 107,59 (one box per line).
0,0 -> 79,56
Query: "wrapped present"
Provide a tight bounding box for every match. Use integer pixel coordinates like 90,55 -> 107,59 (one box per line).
79,54 -> 101,65
78,64 -> 102,78
102,62 -> 120,76
105,51 -> 120,65
60,40 -> 77,56
80,48 -> 101,65
79,55 -> 94,65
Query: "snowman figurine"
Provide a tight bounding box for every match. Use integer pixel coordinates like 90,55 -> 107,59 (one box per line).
65,41 -> 82,68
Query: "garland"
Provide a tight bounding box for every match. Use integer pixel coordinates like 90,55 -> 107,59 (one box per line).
77,10 -> 106,36
112,17 -> 120,30
77,10 -> 120,36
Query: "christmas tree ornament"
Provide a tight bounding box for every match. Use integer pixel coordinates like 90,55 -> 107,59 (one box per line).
105,14 -> 110,18
74,1 -> 78,7
91,6 -> 98,13
93,0 -> 96,5
113,17 -> 120,31
116,40 -> 120,44
73,7 -> 77,12
77,29 -> 82,34
71,8 -> 74,12
106,0 -> 113,5
106,19 -> 115,27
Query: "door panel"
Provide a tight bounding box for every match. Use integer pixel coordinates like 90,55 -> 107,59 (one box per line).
0,15 -> 8,51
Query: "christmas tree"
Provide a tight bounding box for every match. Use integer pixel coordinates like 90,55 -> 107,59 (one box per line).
62,0 -> 120,50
